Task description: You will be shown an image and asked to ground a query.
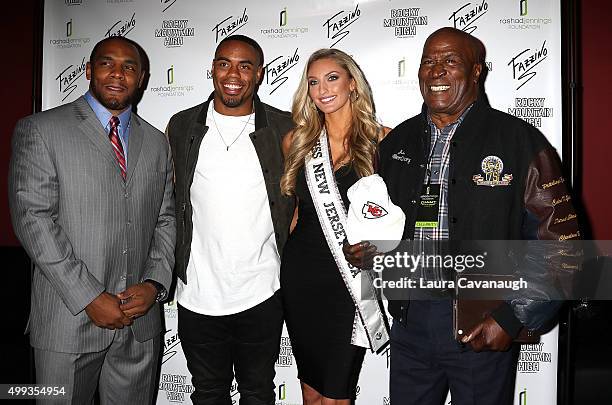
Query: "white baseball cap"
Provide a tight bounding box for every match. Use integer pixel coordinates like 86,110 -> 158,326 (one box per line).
346,174 -> 406,252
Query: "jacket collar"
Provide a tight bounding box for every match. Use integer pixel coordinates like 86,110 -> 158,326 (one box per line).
73,96 -> 143,183
419,96 -> 488,126
196,92 -> 268,130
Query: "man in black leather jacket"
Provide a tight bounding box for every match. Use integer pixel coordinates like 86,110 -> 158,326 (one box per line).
167,35 -> 293,405
345,27 -> 580,405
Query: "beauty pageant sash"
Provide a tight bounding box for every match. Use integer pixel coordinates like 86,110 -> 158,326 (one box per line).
304,130 -> 389,353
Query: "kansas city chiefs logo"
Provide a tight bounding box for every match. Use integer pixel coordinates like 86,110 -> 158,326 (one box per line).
362,201 -> 388,219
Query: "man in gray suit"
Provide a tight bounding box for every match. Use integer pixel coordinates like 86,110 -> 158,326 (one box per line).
9,36 -> 175,404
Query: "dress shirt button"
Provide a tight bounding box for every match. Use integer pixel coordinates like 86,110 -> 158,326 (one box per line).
127,221 -> 132,226
121,275 -> 127,281
124,192 -> 129,198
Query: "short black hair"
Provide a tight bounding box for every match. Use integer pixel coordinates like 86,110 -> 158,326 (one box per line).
89,36 -> 142,66
216,34 -> 264,67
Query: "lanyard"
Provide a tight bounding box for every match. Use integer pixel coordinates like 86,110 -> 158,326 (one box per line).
424,128 -> 440,191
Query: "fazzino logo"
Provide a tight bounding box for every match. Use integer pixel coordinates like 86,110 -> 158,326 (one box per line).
212,7 -> 248,43
160,0 -> 176,13
263,48 -> 300,95
104,12 -> 136,38
55,57 -> 86,102
507,40 -> 548,90
162,328 -> 181,365
324,4 -> 361,47
362,202 -> 388,219
449,0 -> 489,34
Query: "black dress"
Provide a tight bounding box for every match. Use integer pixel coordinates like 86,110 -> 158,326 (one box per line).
280,165 -> 366,400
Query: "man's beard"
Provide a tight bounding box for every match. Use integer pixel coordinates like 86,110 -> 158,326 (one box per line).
90,83 -> 131,112
101,96 -> 129,111
218,93 -> 243,108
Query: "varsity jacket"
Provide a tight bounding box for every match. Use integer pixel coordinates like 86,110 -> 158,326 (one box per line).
167,94 -> 294,283
379,99 -> 580,337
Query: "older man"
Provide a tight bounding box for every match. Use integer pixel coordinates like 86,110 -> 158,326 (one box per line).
345,27 -> 580,405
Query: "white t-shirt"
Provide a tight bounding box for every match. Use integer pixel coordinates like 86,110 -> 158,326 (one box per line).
176,102 -> 280,315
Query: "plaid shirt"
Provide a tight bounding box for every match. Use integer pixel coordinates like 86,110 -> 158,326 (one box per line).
414,105 -> 472,241
413,106 -> 472,283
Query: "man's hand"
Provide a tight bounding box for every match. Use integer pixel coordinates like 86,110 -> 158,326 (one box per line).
343,240 -> 378,269
461,316 -> 513,352
85,292 -> 133,329
117,282 -> 157,320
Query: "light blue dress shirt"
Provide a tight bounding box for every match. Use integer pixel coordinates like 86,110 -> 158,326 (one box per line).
84,91 -> 132,163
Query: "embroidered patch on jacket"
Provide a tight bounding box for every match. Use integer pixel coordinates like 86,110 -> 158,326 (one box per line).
362,201 -> 388,219
472,155 -> 513,187
391,149 -> 411,163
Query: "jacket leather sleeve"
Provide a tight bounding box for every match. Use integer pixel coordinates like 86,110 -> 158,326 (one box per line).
492,147 -> 581,334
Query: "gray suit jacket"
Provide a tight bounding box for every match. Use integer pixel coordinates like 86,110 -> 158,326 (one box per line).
9,96 -> 175,353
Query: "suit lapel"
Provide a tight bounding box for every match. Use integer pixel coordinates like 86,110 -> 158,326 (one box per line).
74,97 -> 120,171
126,114 -> 143,184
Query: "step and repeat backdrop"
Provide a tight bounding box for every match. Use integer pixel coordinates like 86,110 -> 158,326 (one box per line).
43,1 -> 562,404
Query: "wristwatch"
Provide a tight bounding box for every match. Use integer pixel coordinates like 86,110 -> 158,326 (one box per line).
145,279 -> 168,303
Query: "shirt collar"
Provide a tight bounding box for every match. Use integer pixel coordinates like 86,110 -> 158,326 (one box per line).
426,102 -> 474,132
84,91 -> 132,132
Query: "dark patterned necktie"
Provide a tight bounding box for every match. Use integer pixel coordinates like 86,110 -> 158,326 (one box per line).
109,116 -> 126,179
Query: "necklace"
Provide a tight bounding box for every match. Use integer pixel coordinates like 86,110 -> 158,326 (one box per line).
210,105 -> 253,151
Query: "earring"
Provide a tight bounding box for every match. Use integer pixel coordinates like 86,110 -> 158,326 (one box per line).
350,90 -> 359,102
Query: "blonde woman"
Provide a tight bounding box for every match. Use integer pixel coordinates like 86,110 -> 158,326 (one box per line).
280,49 -> 391,405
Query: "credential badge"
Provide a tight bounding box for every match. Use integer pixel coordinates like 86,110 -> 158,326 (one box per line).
472,155 -> 513,187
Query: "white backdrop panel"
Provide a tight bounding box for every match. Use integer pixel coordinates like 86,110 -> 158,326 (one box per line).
42,1 -> 563,404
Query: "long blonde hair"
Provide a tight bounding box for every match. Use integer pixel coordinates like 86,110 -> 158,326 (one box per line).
280,48 -> 382,196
